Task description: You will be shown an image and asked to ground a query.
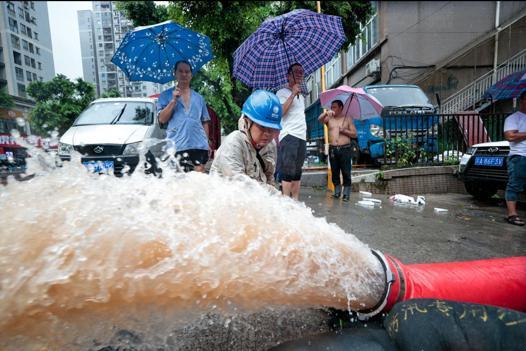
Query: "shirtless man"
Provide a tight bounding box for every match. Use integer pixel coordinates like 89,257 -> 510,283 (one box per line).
318,99 -> 357,201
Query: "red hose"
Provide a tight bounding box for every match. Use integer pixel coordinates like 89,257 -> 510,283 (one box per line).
384,256 -> 526,312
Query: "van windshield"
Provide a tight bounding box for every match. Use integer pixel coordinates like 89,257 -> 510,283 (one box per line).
366,86 -> 433,108
74,102 -> 154,126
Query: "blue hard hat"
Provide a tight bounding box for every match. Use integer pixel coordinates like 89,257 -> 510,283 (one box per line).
242,90 -> 282,130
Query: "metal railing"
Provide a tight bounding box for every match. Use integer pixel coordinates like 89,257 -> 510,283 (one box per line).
441,48 -> 526,114
380,113 -> 508,167
304,112 -> 509,168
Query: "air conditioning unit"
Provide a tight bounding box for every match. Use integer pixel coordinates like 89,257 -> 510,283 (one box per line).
365,59 -> 381,76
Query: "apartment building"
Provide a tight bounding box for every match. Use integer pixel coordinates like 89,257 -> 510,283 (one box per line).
79,1 -> 161,98
306,1 -> 526,132
0,0 -> 54,117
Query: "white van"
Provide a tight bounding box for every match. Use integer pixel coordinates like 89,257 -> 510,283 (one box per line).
57,97 -> 166,176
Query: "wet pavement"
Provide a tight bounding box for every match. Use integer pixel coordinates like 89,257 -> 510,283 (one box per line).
300,188 -> 526,264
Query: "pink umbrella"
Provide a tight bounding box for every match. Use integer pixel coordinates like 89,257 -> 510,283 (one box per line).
320,85 -> 383,120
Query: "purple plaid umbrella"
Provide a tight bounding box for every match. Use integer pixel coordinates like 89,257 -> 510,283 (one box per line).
483,70 -> 526,101
233,9 -> 346,89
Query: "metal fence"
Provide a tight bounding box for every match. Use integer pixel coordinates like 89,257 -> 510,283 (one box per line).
304,111 -> 509,168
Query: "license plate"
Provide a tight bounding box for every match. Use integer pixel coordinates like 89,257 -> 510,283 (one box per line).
82,160 -> 114,173
474,156 -> 504,167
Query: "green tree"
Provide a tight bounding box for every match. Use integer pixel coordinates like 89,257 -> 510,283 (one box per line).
26,75 -> 96,136
0,88 -> 14,109
117,1 -> 373,132
101,88 -> 121,98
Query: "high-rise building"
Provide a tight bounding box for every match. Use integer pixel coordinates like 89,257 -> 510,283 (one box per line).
78,1 -> 161,98
0,1 -> 55,115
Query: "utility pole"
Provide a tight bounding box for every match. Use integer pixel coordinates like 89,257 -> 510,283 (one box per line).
317,1 -> 334,192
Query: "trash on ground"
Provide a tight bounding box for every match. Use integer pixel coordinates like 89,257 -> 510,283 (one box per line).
356,200 -> 376,208
367,198 -> 382,204
389,194 -> 426,206
434,207 -> 448,214
360,191 -> 372,197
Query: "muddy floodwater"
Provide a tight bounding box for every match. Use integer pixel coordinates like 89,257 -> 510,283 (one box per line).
0,150 -> 385,350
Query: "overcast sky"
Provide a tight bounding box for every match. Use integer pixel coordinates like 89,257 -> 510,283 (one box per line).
47,1 -> 93,81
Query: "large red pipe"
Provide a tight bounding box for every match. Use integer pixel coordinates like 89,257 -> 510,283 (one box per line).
383,255 -> 526,312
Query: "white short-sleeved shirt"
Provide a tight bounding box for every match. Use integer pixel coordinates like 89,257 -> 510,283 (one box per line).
504,111 -> 526,157
276,88 -> 306,141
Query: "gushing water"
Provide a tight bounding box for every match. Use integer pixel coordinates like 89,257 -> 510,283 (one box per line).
0,146 -> 384,349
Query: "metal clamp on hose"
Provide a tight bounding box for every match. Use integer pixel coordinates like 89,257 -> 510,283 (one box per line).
356,249 -> 395,321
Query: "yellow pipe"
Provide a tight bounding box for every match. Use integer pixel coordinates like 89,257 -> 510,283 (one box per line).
317,1 -> 334,192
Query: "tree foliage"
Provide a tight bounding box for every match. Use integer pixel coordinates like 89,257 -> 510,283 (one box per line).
26,75 -> 96,136
117,1 -> 373,132
0,88 -> 14,109
101,88 -> 121,98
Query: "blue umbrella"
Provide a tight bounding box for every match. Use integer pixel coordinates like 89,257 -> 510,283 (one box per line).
111,20 -> 214,84
483,70 -> 526,101
233,9 -> 346,89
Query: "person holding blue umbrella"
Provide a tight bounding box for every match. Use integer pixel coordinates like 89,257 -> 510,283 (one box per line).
158,60 -> 211,173
111,20 -> 214,172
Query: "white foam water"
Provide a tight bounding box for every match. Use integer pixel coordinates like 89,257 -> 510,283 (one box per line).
0,147 -> 384,349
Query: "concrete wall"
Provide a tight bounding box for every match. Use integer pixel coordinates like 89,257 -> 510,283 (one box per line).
377,1 -> 526,100
302,166 -> 467,195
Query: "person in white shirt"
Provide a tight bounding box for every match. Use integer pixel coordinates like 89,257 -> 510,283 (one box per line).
276,63 -> 306,200
503,90 -> 526,226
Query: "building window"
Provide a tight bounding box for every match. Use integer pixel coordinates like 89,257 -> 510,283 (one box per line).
35,47 -> 40,55
37,62 -> 42,70
325,53 -> 341,88
7,2 -> 16,16
20,23 -> 27,35
17,83 -> 26,97
11,34 -> 21,49
24,55 -> 31,66
8,17 -> 18,33
13,51 -> 22,65
34,32 -> 38,41
15,67 -> 24,81
26,27 -> 32,39
22,39 -> 28,51
30,1 -> 35,10
32,73 -> 37,81
28,43 -> 34,54
18,6 -> 24,19
26,70 -> 32,82
30,58 -> 36,68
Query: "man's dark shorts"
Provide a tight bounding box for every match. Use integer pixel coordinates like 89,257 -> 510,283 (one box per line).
277,134 -> 306,182
505,155 -> 526,201
176,149 -> 209,172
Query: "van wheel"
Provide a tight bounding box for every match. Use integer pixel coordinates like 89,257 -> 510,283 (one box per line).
464,181 -> 497,200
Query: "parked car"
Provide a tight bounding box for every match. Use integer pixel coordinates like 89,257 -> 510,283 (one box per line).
0,116 -> 29,179
57,97 -> 166,176
458,140 -> 510,199
360,84 -> 440,162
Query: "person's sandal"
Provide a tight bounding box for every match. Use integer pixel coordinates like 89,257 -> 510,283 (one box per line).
506,215 -> 525,226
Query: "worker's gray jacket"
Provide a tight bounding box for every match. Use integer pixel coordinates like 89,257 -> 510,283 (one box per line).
210,118 -> 276,185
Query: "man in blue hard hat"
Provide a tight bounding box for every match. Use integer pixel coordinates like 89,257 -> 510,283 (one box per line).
210,90 -> 282,185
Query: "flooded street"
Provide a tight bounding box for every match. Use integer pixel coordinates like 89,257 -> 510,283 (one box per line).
302,188 -> 526,264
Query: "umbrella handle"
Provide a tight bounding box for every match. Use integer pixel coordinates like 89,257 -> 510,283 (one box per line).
280,20 -> 300,100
